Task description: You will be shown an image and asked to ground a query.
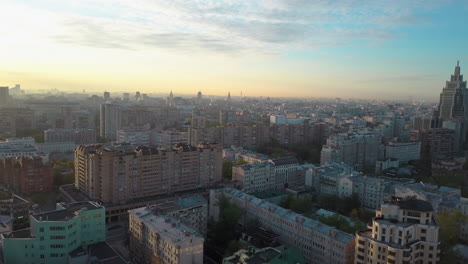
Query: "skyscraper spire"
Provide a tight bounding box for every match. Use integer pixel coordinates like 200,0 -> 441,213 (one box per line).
455,61 -> 461,77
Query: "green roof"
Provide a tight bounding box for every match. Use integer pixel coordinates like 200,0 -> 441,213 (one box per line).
269,247 -> 305,264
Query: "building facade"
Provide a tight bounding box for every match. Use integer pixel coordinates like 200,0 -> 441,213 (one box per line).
1,201 -> 105,264
355,199 -> 440,264
0,156 -> 54,195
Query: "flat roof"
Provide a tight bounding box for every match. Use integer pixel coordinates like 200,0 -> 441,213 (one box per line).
32,201 -> 102,222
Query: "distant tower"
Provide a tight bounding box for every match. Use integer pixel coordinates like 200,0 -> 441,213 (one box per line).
227,92 -> 231,101
100,104 -> 121,141
166,91 -> 174,107
123,93 -> 130,102
0,86 -> 9,105
104,91 -> 110,101
197,91 -> 202,101
434,61 -> 468,150
135,91 -> 141,101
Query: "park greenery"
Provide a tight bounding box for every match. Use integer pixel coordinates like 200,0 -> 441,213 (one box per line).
279,194 -> 314,216
437,210 -> 466,264
52,159 -> 74,186
257,139 -> 322,164
207,195 -> 245,256
318,213 -> 366,234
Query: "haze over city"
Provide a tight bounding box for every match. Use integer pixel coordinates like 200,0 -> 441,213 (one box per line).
1,0 -> 467,99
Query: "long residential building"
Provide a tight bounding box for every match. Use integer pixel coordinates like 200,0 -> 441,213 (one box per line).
189,121 -> 329,150
44,128 -> 96,144
355,198 -> 440,264
210,188 -> 355,264
74,143 -> 222,204
1,201 -> 106,264
232,157 -> 304,193
129,209 -> 204,264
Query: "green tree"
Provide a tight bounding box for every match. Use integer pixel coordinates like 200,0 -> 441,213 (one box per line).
222,160 -> 233,180
279,194 -> 294,209
437,210 -> 466,263
208,195 -> 244,247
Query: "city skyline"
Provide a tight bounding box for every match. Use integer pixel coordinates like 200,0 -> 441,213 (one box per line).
1,0 -> 467,99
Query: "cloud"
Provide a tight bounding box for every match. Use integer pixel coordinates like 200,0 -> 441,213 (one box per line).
4,0 -> 452,55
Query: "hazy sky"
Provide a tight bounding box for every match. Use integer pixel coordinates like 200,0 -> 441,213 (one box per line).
1,0 -> 467,99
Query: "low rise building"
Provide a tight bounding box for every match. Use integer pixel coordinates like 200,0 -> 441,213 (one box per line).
1,201 -> 106,264
355,199 -> 440,264
129,209 -> 204,264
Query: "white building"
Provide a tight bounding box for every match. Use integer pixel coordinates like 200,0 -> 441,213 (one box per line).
384,141 -> 421,164
0,137 -> 38,158
232,163 -> 275,193
355,199 -> 440,264
129,209 -> 204,264
307,162 -> 355,196
339,176 -> 414,210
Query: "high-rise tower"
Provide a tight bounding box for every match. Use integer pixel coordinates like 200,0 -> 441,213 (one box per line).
100,103 -> 121,141
434,61 -> 468,151
436,61 -> 468,121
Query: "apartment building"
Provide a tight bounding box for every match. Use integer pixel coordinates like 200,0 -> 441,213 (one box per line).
129,209 -> 204,264
210,188 -> 355,264
74,143 -> 222,204
1,201 -> 105,264
320,132 -> 381,170
355,199 -> 440,264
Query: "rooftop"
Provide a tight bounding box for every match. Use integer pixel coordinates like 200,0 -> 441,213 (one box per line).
396,199 -> 433,212
128,209 -> 203,245
32,201 -> 103,222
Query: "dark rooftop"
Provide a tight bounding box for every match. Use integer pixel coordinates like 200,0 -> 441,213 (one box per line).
397,199 -> 433,212
270,157 -> 298,166
32,201 -> 102,222
3,228 -> 32,239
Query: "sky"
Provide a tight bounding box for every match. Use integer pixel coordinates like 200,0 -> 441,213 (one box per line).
0,0 -> 467,100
